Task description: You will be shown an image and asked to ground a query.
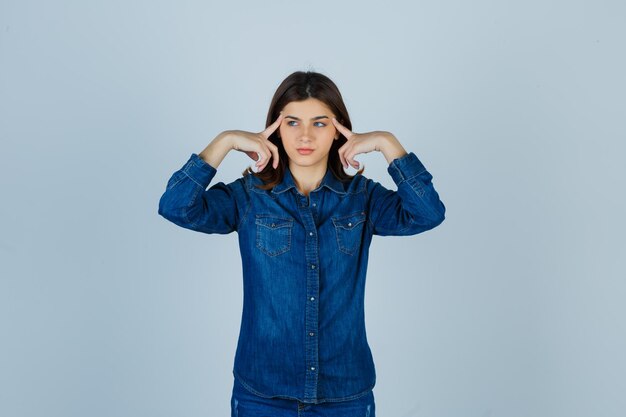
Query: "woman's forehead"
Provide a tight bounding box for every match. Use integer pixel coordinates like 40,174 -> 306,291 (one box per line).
282,98 -> 332,114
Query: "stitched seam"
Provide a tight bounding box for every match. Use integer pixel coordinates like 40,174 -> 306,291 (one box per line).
375,223 -> 412,234
182,167 -> 205,188
393,168 -> 427,186
237,178 -> 252,231
256,214 -> 293,222
183,183 -> 202,229
237,197 -> 251,232
404,175 -> 444,220
233,371 -> 303,401
166,171 -> 186,190
316,385 -> 375,402
406,175 -> 426,197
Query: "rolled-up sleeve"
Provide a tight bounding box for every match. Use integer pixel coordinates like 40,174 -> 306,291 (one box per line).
366,152 -> 446,236
158,153 -> 246,234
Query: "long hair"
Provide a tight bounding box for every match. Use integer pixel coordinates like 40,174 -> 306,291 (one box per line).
243,71 -> 364,189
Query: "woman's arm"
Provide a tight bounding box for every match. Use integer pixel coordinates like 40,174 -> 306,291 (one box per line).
198,131 -> 234,168
366,151 -> 446,236
158,114 -> 284,234
157,135 -> 244,234
331,119 -> 446,236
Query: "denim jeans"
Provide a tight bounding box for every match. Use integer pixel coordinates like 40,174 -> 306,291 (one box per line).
231,376 -> 375,417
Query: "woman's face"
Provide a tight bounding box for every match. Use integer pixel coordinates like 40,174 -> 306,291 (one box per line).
278,98 -> 338,172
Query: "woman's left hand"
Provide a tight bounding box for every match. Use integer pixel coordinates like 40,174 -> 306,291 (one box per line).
332,118 -> 408,169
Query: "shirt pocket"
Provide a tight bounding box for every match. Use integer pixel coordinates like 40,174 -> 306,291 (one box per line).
255,215 -> 294,257
332,211 -> 367,256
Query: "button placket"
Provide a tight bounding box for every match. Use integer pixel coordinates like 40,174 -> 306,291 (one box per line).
299,195 -> 320,399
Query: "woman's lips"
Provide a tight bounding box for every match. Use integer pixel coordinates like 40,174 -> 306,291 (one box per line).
297,148 -> 314,155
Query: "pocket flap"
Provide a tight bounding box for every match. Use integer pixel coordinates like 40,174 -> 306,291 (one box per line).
332,211 -> 366,230
255,215 -> 293,229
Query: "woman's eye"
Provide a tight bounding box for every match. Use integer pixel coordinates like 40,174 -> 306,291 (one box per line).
286,121 -> 326,127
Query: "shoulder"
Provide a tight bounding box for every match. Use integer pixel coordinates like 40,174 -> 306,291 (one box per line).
349,172 -> 392,197
240,171 -> 272,195
208,173 -> 249,198
338,173 -> 370,195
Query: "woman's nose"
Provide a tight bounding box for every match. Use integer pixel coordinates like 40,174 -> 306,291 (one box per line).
299,130 -> 313,143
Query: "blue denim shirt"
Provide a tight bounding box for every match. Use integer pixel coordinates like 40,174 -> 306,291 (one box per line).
158,151 -> 445,404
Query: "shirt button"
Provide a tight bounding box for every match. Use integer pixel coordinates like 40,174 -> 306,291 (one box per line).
310,297 -> 315,301
311,264 -> 316,269
310,366 -> 316,371
309,332 -> 314,336
348,222 -> 352,227
312,203 -> 316,207
309,232 -> 313,236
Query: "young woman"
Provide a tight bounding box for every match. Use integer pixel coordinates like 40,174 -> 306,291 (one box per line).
158,71 -> 446,417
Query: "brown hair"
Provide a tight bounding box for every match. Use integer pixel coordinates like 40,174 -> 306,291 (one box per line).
242,71 -> 364,189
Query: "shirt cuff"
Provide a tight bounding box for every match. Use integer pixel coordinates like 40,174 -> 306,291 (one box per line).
387,152 -> 427,184
182,153 -> 218,186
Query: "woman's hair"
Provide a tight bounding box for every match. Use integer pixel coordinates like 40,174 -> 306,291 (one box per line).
243,71 -> 364,190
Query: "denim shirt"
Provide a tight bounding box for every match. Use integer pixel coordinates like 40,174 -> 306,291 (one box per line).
158,151 -> 445,404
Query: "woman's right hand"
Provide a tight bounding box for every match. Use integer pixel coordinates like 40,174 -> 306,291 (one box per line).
199,113 -> 284,171
227,112 -> 284,171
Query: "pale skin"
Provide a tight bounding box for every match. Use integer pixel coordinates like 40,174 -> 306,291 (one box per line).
198,98 -> 408,196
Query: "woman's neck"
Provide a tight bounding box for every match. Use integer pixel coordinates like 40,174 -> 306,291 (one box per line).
289,162 -> 327,197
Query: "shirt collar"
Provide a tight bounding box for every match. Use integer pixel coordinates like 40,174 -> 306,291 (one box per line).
271,165 -> 347,195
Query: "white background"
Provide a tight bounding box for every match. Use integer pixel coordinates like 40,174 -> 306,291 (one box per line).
1,1 -> 625,416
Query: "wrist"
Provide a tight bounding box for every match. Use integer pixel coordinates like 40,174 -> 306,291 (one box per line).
199,131 -> 234,168
215,130 -> 235,150
380,133 -> 407,164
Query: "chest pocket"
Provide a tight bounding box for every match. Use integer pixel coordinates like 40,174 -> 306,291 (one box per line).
255,215 -> 294,256
332,211 -> 367,255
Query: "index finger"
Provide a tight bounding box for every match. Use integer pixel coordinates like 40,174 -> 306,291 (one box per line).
331,117 -> 353,139
261,112 -> 284,139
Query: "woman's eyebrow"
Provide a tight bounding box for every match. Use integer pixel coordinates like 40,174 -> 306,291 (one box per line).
284,115 -> 329,121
